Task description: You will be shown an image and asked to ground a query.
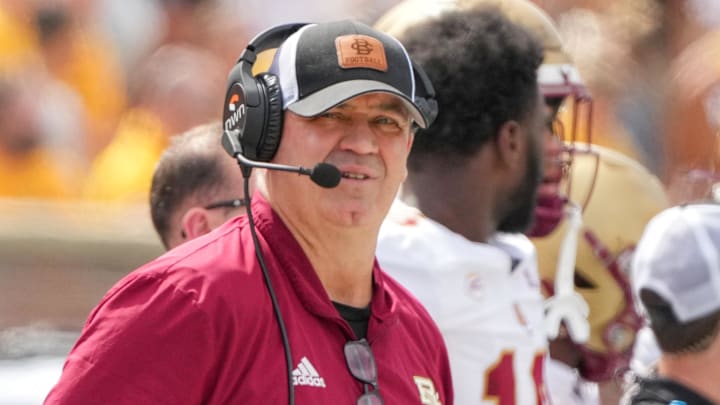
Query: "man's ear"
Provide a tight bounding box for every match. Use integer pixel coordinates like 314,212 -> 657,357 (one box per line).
495,120 -> 523,168
180,207 -> 213,242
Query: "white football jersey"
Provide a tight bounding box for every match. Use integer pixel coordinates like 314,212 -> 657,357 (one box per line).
377,200 -> 550,404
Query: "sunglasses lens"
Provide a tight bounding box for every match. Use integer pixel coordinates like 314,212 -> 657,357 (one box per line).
344,340 -> 377,383
356,391 -> 384,405
204,199 -> 245,210
345,339 -> 384,404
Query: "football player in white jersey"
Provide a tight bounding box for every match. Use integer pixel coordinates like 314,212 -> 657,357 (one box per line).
375,6 -> 549,404
377,2 -> 671,404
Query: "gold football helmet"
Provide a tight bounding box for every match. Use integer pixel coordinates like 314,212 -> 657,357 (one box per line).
532,144 -> 669,381
375,0 -> 590,132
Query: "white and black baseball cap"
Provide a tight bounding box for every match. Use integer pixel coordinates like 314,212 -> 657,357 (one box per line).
268,20 -> 432,128
632,203 -> 720,323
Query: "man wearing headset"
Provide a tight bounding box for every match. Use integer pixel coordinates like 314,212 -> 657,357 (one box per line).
45,20 -> 452,404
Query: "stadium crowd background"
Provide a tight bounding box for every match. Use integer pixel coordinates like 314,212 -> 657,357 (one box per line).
0,0 -> 719,403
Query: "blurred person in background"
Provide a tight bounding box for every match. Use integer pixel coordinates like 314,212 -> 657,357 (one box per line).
81,43 -> 226,202
543,2 -> 657,162
0,1 -> 88,199
622,0 -> 718,192
662,26 -> 720,204
625,202 -> 720,404
0,1 -> 38,71
91,0 -> 241,74
152,0 -> 249,68
529,0 -> 607,18
552,0 -> 720,203
158,0 -> 220,45
150,121 -> 252,250
230,0 -> 399,39
0,0 -> 126,190
0,63 -> 86,199
32,0 -> 127,159
91,0 -> 164,74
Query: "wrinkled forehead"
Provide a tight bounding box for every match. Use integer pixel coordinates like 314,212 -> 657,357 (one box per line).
334,92 -> 410,113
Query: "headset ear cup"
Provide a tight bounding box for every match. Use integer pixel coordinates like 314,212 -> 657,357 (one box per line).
256,73 -> 284,162
416,97 -> 439,128
410,59 -> 439,128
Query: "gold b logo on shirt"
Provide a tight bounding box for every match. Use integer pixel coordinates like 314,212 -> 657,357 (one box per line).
413,376 -> 442,405
335,35 -> 388,72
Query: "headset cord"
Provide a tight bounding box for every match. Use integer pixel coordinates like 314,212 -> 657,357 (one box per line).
242,175 -> 295,405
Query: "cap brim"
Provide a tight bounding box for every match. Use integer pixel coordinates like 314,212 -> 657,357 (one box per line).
287,80 -> 428,128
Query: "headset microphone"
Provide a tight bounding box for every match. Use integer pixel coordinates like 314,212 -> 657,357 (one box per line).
222,130 -> 342,188
306,162 -> 343,189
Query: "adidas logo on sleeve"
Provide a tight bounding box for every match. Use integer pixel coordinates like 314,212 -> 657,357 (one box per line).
292,357 -> 327,388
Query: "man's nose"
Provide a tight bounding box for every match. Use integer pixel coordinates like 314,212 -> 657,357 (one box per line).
338,121 -> 379,155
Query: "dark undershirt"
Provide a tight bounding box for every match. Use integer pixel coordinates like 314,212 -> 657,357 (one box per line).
333,301 -> 371,339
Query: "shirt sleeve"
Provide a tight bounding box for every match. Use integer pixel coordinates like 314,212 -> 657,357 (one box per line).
45,273 -> 215,405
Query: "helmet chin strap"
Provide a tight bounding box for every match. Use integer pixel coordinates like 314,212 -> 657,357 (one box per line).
544,202 -> 590,343
527,195 -> 565,237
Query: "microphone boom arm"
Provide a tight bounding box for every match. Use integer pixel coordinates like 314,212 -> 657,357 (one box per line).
222,129 -> 341,188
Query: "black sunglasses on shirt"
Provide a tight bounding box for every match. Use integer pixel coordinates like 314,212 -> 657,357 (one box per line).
344,338 -> 385,405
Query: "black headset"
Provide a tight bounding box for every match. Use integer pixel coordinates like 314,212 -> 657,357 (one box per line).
222,23 -> 439,163
411,59 -> 439,129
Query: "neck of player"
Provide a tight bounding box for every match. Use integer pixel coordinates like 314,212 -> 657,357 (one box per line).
402,153 -> 500,243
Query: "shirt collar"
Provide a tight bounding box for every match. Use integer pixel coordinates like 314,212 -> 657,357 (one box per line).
250,193 -> 397,324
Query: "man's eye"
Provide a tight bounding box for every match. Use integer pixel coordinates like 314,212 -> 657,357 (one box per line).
319,111 -> 343,120
374,116 -> 400,126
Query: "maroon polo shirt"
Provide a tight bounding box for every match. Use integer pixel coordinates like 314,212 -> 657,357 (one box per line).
45,194 -> 453,404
